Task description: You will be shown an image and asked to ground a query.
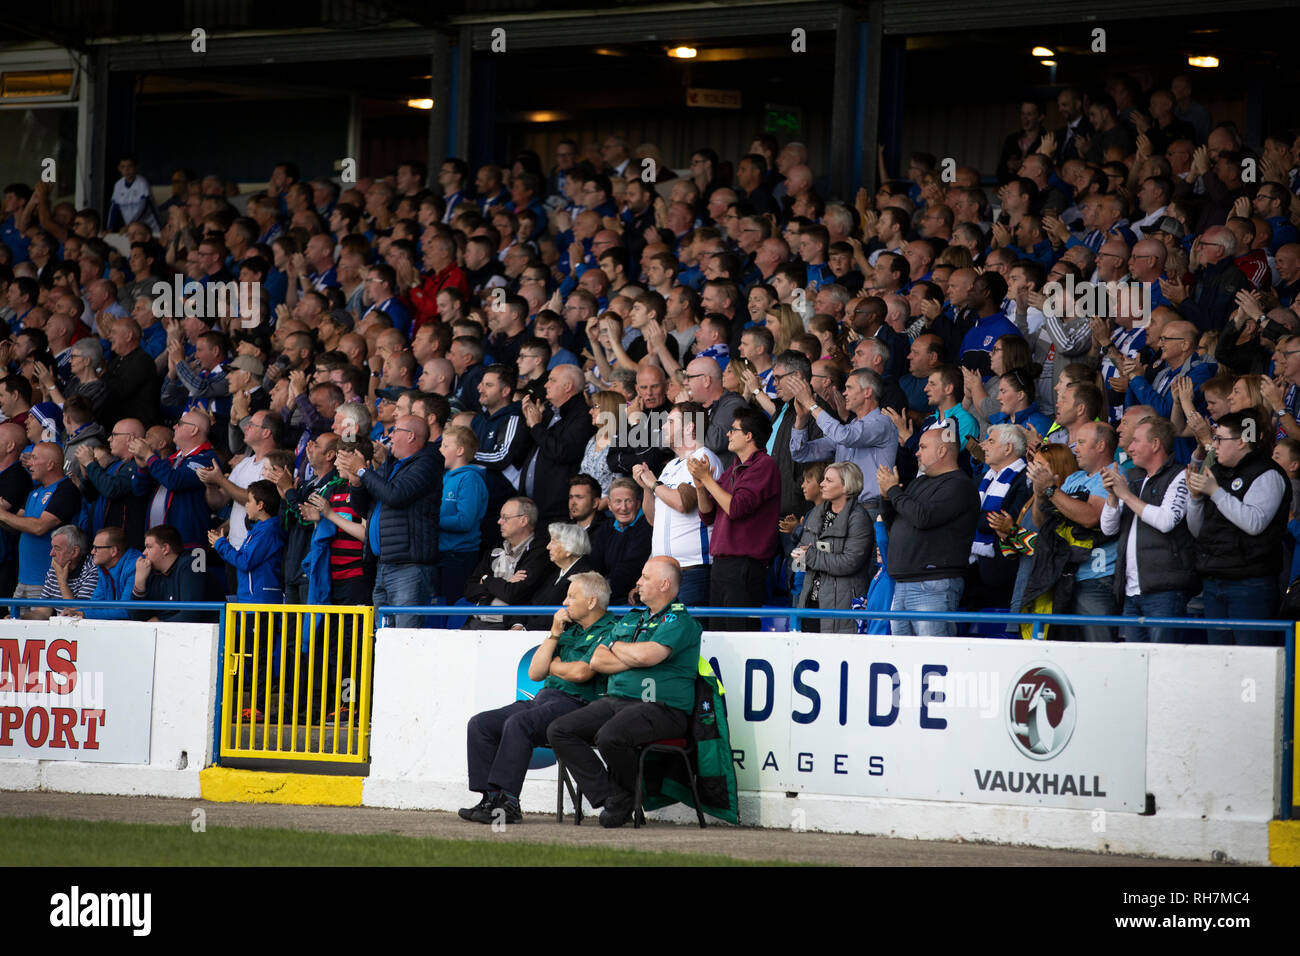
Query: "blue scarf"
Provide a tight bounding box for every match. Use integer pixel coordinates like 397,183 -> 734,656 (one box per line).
973,459 -> 1026,559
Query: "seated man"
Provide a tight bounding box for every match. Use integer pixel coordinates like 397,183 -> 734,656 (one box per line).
130,524 -> 210,623
463,496 -> 550,627
547,556 -> 702,829
460,571 -> 617,825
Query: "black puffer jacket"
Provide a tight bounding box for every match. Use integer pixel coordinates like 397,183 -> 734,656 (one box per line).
359,443 -> 444,565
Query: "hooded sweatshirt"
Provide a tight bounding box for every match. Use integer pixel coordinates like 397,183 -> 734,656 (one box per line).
439,463 -> 488,554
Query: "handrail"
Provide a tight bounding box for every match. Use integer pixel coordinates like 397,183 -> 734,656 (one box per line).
373,603 -> 1290,633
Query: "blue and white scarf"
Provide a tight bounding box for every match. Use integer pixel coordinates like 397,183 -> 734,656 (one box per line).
972,458 -> 1026,559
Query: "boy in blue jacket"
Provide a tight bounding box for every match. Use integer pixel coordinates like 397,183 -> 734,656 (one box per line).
210,480 -> 286,602
210,480 -> 286,718
437,425 -> 488,613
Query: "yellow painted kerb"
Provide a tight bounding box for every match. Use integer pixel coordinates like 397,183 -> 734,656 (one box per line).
1270,820 -> 1300,866
200,767 -> 363,807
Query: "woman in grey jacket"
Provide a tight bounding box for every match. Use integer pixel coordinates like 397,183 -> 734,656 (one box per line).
792,461 -> 873,633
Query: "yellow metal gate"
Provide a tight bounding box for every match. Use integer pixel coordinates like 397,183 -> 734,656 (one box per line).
219,604 -> 374,764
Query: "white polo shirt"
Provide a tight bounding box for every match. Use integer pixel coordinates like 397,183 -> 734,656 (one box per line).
651,447 -> 722,568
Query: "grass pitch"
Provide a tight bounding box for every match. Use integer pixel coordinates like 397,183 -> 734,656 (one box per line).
0,816 -> 785,867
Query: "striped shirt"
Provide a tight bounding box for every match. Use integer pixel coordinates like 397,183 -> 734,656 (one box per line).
40,558 -> 100,603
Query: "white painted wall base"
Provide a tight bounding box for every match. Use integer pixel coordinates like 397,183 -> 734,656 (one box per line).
0,620 -> 218,801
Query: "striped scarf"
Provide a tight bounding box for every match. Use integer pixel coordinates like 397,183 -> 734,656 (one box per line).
972,459 -> 1026,559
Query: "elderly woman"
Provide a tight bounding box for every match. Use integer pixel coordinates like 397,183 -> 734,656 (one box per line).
36,338 -> 108,417
792,461 -> 873,633
519,522 -> 594,631
966,423 -> 1032,612
589,476 -> 652,603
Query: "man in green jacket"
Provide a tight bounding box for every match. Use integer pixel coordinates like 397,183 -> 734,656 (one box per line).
460,571 -> 616,825
548,556 -> 703,828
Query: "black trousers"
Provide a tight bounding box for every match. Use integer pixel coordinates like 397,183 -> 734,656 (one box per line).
547,696 -> 689,810
709,555 -> 766,631
466,688 -> 585,798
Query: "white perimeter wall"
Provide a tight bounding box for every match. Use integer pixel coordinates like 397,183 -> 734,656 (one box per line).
0,617 -> 1283,864
364,629 -> 1284,864
0,619 -> 219,800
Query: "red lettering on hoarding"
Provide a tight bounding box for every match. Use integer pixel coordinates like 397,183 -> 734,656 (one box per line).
0,706 -> 20,745
49,707 -> 78,749
81,709 -> 104,749
23,706 -> 49,747
0,638 -> 43,693
46,639 -> 77,694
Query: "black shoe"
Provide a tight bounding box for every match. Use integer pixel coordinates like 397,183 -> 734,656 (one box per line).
599,804 -> 632,829
598,792 -> 633,829
474,790 -> 522,825
458,793 -> 494,821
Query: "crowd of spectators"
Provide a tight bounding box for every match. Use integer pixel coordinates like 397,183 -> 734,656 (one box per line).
0,69 -> 1296,649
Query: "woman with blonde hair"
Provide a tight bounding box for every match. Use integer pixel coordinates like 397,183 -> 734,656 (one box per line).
764,304 -> 804,355
791,461 -> 873,633
579,390 -> 623,499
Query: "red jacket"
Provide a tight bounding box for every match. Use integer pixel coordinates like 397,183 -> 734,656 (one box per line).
409,264 -> 471,334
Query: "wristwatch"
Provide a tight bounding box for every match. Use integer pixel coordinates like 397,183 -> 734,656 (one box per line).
808,403 -> 821,417
1042,484 -> 1058,498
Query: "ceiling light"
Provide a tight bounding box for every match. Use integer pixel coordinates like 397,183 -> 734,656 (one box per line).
668,46 -> 697,59
1040,59 -> 1057,66
407,98 -> 434,110
1031,47 -> 1054,58
1187,55 -> 1219,68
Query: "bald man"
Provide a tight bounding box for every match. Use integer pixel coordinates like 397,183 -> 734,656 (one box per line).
132,409 -> 220,552
0,442 -> 82,602
78,416 -> 150,548
517,364 -> 594,526
547,556 -> 703,828
1125,318 -> 1214,460
335,412 -> 443,627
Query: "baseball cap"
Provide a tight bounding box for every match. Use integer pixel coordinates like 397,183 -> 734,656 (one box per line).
375,387 -> 406,402
1140,216 -> 1187,241
326,308 -> 355,331
30,402 -> 62,441
227,355 -> 265,378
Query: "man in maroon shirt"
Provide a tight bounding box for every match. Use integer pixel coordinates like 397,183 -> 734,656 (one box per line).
689,406 -> 781,630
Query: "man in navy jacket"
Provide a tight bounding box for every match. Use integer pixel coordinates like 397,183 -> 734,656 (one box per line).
336,414 -> 443,627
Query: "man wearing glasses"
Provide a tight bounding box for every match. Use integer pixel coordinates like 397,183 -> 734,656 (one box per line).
336,414 -> 443,629
131,410 -> 219,555
1125,319 -> 1213,461
78,417 -> 149,549
1186,411 -> 1291,645
464,497 -> 549,626
1164,226 -> 1247,333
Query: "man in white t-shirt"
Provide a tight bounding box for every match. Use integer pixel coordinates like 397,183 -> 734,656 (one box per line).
631,400 -> 720,606
196,410 -> 282,550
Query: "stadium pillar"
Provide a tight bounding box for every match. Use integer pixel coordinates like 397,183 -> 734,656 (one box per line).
453,26 -> 473,160
828,4 -> 858,199
860,0 -> 883,194
427,32 -> 452,173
